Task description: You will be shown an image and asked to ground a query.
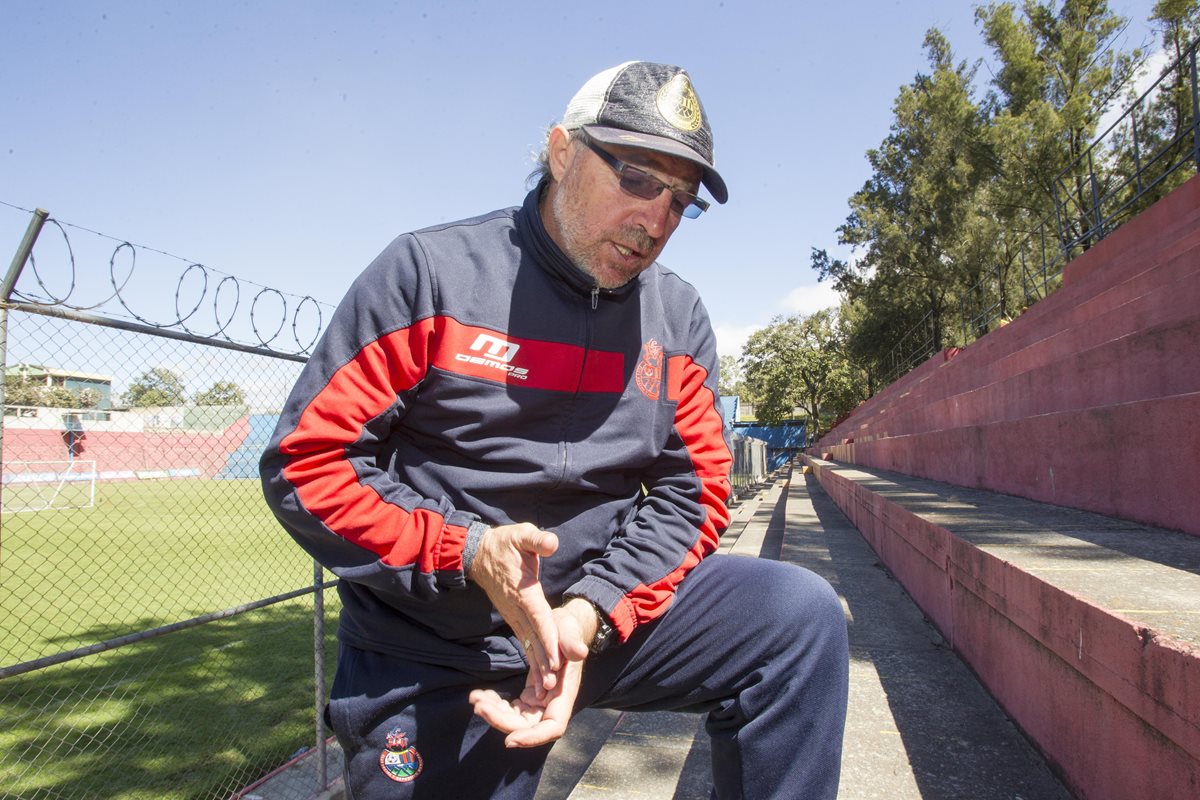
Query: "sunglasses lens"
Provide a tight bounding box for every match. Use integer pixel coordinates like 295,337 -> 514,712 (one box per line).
619,169 -> 663,201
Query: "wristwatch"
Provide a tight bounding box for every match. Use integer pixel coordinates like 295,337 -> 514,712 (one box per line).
567,595 -> 617,653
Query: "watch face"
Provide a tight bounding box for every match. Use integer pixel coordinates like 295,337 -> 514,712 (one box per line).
591,619 -> 615,653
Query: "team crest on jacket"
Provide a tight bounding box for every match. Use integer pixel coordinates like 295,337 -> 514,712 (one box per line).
635,339 -> 664,400
379,728 -> 423,783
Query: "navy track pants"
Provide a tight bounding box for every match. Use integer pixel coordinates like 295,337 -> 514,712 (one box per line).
329,554 -> 849,799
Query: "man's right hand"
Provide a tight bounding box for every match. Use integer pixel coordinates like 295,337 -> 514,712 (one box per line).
467,523 -> 561,690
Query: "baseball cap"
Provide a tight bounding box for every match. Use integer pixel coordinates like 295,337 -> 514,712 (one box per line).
561,62 -> 728,204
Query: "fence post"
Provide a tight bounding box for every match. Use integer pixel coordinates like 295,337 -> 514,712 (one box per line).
1,208 -> 50,519
313,559 -> 329,791
1191,43 -> 1199,170
1087,150 -> 1103,242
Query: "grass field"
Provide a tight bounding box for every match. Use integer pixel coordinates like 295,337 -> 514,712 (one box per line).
0,478 -> 337,799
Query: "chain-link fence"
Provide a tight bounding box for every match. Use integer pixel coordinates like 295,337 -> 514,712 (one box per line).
1,208 -> 341,799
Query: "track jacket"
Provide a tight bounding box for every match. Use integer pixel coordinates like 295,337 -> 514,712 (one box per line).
260,186 -> 732,673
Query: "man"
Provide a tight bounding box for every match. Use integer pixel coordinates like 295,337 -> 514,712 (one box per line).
261,61 -> 848,799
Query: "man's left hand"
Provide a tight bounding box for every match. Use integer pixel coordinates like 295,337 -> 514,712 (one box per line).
469,600 -> 598,747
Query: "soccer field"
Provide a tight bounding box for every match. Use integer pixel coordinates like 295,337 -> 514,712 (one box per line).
1,479 -> 308,665
0,478 -> 336,799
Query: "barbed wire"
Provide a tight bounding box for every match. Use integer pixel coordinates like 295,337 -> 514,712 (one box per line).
2,202 -> 334,356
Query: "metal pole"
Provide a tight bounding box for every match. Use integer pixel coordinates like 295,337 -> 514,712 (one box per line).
1131,106 -> 1144,195
1191,44 -> 1199,171
1,208 -> 47,301
1,208 -> 49,528
1087,150 -> 1103,242
313,559 -> 328,791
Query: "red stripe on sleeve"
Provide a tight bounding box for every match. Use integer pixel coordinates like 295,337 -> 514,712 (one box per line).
610,355 -> 733,638
280,318 -> 468,569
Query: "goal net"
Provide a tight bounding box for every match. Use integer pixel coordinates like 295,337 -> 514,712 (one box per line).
2,460 -> 97,513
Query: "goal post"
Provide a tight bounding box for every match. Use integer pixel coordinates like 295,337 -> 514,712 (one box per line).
2,459 -> 98,513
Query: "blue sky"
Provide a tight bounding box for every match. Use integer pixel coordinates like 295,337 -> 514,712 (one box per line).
0,0 -> 1163,357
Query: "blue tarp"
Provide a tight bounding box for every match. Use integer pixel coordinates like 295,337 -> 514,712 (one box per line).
730,422 -> 807,471
217,414 -> 279,479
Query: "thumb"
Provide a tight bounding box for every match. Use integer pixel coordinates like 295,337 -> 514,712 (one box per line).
515,527 -> 558,558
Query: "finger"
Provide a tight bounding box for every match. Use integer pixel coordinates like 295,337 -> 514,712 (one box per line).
517,589 -> 561,677
469,691 -> 531,734
505,717 -> 567,748
524,648 -> 555,697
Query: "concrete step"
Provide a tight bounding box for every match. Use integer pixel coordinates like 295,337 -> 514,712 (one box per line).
538,468 -> 1073,800
807,456 -> 1200,799
837,254 -> 1200,444
821,390 -> 1200,536
831,177 -> 1200,443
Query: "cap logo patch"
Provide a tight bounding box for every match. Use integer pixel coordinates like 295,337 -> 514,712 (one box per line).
655,74 -> 702,132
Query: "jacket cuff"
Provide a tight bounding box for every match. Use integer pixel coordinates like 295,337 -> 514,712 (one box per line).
563,575 -> 627,637
461,521 -> 489,577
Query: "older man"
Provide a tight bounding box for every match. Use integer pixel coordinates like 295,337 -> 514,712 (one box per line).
261,61 -> 847,799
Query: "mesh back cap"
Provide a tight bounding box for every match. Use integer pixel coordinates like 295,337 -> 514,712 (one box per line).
561,61 -> 728,204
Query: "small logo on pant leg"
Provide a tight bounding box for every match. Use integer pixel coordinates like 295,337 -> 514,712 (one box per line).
379,728 -> 423,783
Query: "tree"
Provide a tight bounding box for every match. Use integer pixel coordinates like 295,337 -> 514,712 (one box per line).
77,388 -> 101,408
122,368 -> 186,408
194,381 -> 246,406
40,386 -> 77,407
1,376 -> 80,408
717,355 -> 746,399
740,310 -> 860,432
977,0 -> 1142,249
4,374 -> 43,407
1110,0 -> 1200,214
831,29 -> 991,356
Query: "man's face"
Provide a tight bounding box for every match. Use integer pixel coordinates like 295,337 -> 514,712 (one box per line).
543,130 -> 703,289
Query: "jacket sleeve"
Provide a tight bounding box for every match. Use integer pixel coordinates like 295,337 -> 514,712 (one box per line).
565,297 -> 733,641
259,235 -> 486,599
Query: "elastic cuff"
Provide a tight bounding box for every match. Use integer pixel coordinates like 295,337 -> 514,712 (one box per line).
462,521 -> 489,577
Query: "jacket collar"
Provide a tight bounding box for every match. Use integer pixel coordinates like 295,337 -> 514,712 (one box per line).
517,183 -> 640,300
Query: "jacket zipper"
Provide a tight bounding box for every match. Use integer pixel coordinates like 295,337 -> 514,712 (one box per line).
557,286 -> 600,485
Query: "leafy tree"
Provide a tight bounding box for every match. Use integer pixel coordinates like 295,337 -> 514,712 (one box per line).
4,375 -> 43,407
830,29 -> 991,356
2,376 -> 80,408
1109,0 -> 1200,214
194,381 -> 246,406
977,0 -> 1142,250
717,354 -> 747,399
740,310 -> 860,432
40,386 -> 77,407
77,388 -> 101,408
122,368 -> 186,408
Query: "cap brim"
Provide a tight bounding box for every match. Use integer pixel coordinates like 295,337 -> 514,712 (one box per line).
583,125 -> 728,204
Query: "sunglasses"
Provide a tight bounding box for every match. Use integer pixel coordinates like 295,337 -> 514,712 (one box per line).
584,139 -> 709,219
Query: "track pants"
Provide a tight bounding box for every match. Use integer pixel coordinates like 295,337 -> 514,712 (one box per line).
328,554 -> 849,799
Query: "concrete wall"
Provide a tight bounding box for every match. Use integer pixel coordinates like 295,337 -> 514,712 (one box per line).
4,418 -> 251,479
807,459 -> 1200,800
816,173 -> 1200,537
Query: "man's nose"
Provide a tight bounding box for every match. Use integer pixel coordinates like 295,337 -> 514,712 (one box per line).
632,190 -> 674,239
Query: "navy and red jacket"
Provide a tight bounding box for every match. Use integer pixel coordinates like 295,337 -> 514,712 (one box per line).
260,186 -> 732,673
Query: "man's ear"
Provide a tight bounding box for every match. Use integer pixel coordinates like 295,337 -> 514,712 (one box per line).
546,125 -> 574,182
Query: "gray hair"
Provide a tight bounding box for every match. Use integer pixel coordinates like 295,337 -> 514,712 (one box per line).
526,126 -> 592,189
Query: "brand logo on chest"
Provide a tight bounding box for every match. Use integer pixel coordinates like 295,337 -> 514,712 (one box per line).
456,333 -> 530,379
